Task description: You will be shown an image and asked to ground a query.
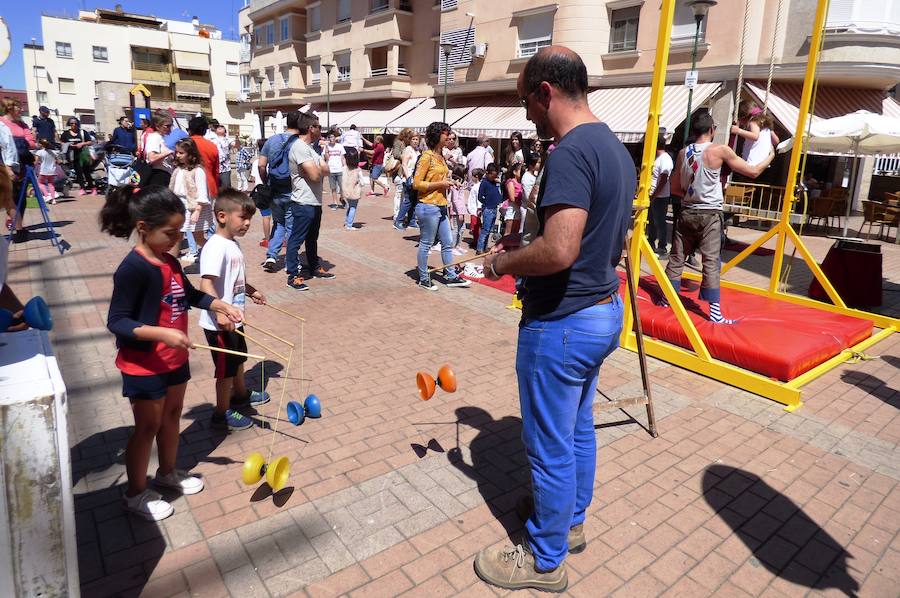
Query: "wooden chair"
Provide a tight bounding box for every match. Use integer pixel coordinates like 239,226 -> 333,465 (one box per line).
807,196 -> 836,231
883,204 -> 900,242
859,200 -> 889,240
828,196 -> 848,232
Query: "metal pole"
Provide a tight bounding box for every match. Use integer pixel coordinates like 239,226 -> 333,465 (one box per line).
326,72 -> 331,130
682,16 -> 703,144
442,56 -> 449,123
256,78 -> 264,139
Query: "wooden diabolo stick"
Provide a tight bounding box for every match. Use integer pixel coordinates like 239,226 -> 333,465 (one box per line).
192,343 -> 265,360
243,321 -> 296,347
266,303 -> 306,322
232,328 -> 289,362
426,251 -> 493,274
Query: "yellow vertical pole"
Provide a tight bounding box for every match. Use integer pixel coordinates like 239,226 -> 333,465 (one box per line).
623,0 -> 676,345
768,0 -> 830,295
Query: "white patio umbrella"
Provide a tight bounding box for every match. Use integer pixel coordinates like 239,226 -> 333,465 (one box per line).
777,110 -> 900,235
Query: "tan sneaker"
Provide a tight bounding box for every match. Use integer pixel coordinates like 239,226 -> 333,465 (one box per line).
473,544 -> 568,593
516,495 -> 587,554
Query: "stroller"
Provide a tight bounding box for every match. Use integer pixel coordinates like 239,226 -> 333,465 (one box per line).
105,145 -> 136,188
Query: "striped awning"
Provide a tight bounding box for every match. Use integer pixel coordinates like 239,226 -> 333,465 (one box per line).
450,97 -> 530,139
301,107 -> 363,130
588,82 -> 723,143
173,50 -> 210,71
745,81 -> 900,134
345,98 -> 427,134
384,98 -> 480,134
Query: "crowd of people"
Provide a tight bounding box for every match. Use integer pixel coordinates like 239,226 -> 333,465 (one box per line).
0,41 -> 787,594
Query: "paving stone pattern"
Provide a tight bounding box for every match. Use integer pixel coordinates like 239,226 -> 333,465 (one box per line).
8,186 -> 900,597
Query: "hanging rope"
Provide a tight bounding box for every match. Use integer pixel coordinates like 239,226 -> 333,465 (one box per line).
732,0 -> 753,124
763,0 -> 785,113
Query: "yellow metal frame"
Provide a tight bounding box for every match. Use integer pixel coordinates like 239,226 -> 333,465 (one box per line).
624,0 -> 899,411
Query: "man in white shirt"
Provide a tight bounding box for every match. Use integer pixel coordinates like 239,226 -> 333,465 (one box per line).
466,134 -> 493,183
648,133 -> 674,256
213,125 -> 235,191
285,112 -> 334,291
324,133 -> 346,210
338,124 -> 371,166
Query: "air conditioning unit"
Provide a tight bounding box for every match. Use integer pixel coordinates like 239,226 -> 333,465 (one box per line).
471,42 -> 487,59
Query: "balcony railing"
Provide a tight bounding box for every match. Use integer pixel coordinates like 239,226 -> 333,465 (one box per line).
337,70 -> 351,82
132,60 -> 168,72
239,47 -> 251,62
397,65 -> 408,76
370,67 -> 388,78
175,80 -> 212,97
311,74 -> 321,84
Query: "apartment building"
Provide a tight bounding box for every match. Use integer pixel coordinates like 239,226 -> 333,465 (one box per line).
242,0 -> 900,146
23,6 -> 255,136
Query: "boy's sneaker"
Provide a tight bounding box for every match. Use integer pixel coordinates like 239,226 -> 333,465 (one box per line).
418,279 -> 438,292
211,409 -> 253,431
309,267 -> 335,280
154,469 -> 205,495
287,275 -> 309,291
232,390 -> 271,408
445,277 -> 471,288
262,257 -> 277,272
343,225 -> 357,231
180,253 -> 197,265
123,489 -> 174,521
393,223 -> 407,231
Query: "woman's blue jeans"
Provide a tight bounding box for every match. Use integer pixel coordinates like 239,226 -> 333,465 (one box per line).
266,192 -> 293,260
415,203 -> 458,283
517,297 -> 624,571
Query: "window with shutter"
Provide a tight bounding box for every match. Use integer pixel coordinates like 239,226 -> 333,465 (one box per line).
672,0 -> 706,41
338,0 -> 351,22
437,27 -> 476,84
517,12 -> 554,58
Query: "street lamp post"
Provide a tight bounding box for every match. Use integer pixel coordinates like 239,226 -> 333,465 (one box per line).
323,63 -> 334,130
682,0 -> 717,144
255,74 -> 265,139
440,42 -> 454,123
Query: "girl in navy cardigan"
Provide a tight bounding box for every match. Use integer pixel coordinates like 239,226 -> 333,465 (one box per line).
102,184 -> 242,521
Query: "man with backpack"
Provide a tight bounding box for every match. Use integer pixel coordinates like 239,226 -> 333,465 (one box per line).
259,112 -> 301,273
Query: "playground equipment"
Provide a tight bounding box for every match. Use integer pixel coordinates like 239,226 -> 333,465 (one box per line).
623,0 -> 898,410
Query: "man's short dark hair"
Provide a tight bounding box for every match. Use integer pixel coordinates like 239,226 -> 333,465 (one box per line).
485,163 -> 499,175
296,111 -> 320,134
522,49 -> 588,100
691,112 -> 715,139
188,116 -> 208,136
350,124 -> 357,130
657,132 -> 667,150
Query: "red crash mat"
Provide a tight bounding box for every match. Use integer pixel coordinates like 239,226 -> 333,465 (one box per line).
621,273 -> 874,381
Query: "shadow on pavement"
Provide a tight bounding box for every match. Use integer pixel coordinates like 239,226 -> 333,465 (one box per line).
447,406 -> 530,541
702,464 -> 860,598
71,408 -> 233,596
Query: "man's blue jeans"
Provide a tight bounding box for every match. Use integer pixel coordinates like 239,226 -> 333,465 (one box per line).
285,204 -> 322,278
476,207 -> 497,253
517,297 -> 624,571
648,196 -> 670,252
415,203 -> 459,283
266,192 -> 293,260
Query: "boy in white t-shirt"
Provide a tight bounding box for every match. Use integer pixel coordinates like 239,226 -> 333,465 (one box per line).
324,133 -> 346,210
199,189 -> 270,431
648,133 -> 674,256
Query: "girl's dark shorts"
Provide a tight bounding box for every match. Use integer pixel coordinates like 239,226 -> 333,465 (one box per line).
122,362 -> 191,400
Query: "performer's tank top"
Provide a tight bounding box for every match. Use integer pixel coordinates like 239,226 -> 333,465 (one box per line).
682,142 -> 723,210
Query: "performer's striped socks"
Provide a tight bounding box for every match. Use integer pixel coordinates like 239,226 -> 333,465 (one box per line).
709,302 -> 735,324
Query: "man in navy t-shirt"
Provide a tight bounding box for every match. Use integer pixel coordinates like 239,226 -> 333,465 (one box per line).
476,46 -> 633,594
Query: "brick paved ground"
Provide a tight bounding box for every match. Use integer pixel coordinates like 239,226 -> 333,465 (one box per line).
9,184 -> 900,597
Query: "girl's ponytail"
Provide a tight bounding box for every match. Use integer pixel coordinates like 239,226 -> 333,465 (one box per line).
99,185 -> 137,238
99,184 -> 184,239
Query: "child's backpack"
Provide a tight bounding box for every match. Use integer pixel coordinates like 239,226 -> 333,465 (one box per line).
267,133 -> 299,191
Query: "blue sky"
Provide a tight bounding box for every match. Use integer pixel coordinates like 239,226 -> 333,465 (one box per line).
0,1 -> 242,90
